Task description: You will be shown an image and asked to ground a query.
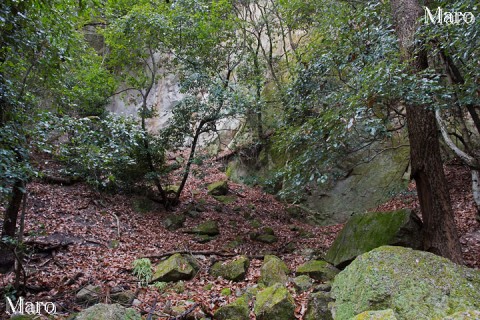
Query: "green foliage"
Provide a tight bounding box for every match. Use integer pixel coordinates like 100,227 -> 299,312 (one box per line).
132,258 -> 153,286
36,113 -> 164,190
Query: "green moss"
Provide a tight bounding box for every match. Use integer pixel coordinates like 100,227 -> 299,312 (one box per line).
214,295 -> 250,320
221,287 -> 232,296
259,255 -> 290,286
296,260 -> 339,282
75,303 -> 141,320
213,195 -> 237,204
325,209 -> 422,267
210,256 -> 250,281
208,180 -> 228,196
352,309 -> 398,320
292,275 -> 314,293
254,284 -> 295,320
186,220 -> 219,236
152,254 -> 197,282
331,246 -> 480,320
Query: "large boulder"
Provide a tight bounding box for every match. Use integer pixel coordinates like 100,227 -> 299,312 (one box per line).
296,260 -> 339,282
254,284 -> 295,320
151,254 -> 198,282
75,303 -> 141,320
325,209 -> 422,268
210,256 -> 250,281
331,246 -> 480,320
214,295 -> 250,320
259,255 -> 289,286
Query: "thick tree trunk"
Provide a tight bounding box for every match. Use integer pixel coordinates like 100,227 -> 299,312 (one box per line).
391,0 -> 463,263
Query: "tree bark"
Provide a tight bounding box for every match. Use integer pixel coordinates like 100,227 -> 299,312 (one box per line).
391,0 -> 463,263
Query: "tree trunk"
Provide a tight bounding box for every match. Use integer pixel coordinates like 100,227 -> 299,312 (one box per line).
391,0 -> 463,263
1,179 -> 25,272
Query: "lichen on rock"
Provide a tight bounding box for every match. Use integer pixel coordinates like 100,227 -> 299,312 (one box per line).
331,246 -> 480,320
210,255 -> 250,281
254,284 -> 295,320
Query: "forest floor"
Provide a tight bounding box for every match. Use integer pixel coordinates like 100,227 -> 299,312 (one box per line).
0,157 -> 479,319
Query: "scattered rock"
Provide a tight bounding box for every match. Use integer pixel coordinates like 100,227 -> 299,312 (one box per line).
76,284 -> 101,306
170,300 -> 205,320
351,309 -> 398,320
208,180 -> 229,196
213,195 -> 237,204
259,255 -> 289,286
296,260 -> 339,282
292,275 -> 314,293
194,234 -> 215,243
325,209 -> 423,268
110,289 -> 135,305
250,227 -> 278,244
75,303 -> 141,320
163,214 -> 186,231
186,220 -> 220,236
254,284 -> 295,320
210,256 -> 250,281
314,283 -> 332,292
151,254 -> 198,282
214,295 -> 250,320
331,246 -> 480,320
304,291 -> 334,320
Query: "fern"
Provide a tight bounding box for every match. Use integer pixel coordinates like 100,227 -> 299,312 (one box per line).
132,258 -> 152,286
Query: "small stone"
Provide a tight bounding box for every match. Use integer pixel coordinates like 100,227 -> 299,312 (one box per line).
259,255 -> 289,286
164,214 -> 186,231
208,180 -> 228,196
304,291 -> 333,320
292,275 -> 314,293
254,284 -> 295,320
76,284 -> 101,306
351,309 -> 398,320
296,260 -> 339,282
110,290 -> 135,305
186,220 -> 219,236
214,295 -> 249,320
75,303 -> 141,320
152,254 -> 198,282
210,256 -> 250,281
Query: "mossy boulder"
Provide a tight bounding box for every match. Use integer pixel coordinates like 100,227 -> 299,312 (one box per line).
444,310 -> 480,319
351,309 -> 398,320
250,227 -> 278,244
75,303 -> 141,320
214,295 -> 250,320
292,275 -> 314,293
213,195 -> 237,204
210,256 -> 250,281
110,290 -> 135,305
304,291 -> 334,320
76,284 -> 101,306
186,220 -> 220,236
208,180 -> 229,196
296,260 -> 339,282
325,209 -> 423,268
254,284 -> 295,320
259,255 -> 289,286
331,246 -> 480,320
163,214 -> 186,231
151,254 -> 198,282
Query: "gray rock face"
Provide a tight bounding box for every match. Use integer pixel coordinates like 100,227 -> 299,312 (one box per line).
325,209 -> 423,268
304,291 -> 333,320
75,303 -> 141,320
331,246 -> 480,320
